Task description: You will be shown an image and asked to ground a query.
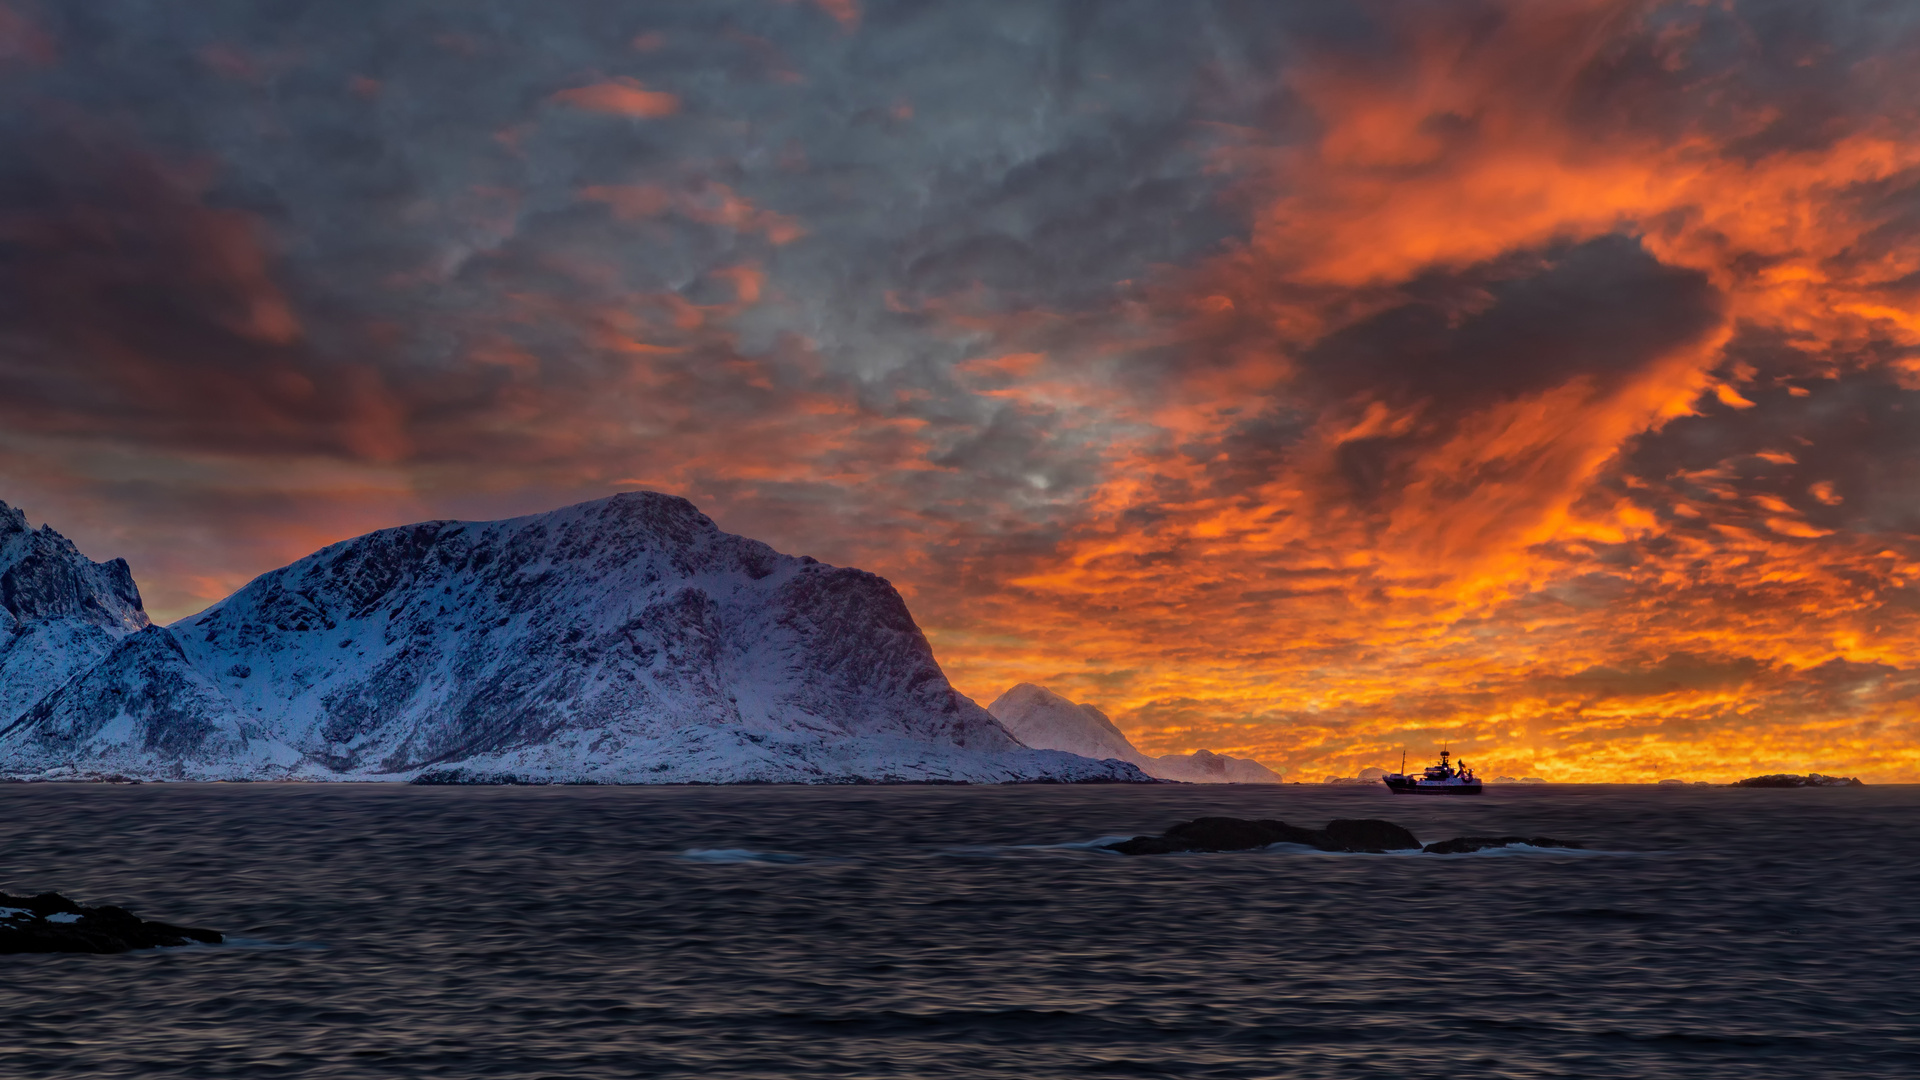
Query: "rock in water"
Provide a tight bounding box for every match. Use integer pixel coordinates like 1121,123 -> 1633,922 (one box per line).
988,683 -> 1282,783
0,492 -> 1148,784
0,891 -> 222,954
1105,816 -> 1421,855
1322,819 -> 1423,852
1734,773 -> 1864,788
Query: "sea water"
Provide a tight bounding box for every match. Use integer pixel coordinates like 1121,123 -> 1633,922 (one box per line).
0,782 -> 1914,1078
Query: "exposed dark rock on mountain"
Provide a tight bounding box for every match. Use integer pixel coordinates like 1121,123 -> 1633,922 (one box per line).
1104,816 -> 1421,855
0,492 -> 1148,783
0,891 -> 222,954
0,503 -> 147,631
1734,773 -> 1864,787
2,626 -> 292,779
1,500 -> 152,729
1421,836 -> 1582,854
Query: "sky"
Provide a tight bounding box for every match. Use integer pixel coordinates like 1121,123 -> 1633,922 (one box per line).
4,0 -> 1920,782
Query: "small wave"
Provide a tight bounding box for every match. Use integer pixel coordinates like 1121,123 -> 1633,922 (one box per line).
680,848 -> 806,864
1414,843 -> 1640,858
934,836 -> 1140,857
1043,835 -> 1141,852
208,937 -> 331,952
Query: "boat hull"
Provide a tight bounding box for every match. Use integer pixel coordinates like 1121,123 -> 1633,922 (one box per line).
1383,778 -> 1483,795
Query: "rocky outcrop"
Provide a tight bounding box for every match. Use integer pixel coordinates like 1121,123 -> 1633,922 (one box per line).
0,502 -> 148,632
988,683 -> 1282,783
0,891 -> 222,953
1734,773 -> 1864,787
1105,816 -> 1421,855
0,500 -> 152,729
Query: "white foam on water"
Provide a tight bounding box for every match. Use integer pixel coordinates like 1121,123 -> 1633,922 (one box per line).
680,848 -> 806,865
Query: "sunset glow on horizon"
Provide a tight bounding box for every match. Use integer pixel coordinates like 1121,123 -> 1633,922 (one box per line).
5,0 -> 1919,781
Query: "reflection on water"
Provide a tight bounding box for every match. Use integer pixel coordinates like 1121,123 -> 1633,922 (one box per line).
0,782 -> 1914,1078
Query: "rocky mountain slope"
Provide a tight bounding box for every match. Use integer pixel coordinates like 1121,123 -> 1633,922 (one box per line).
0,501 -> 153,730
987,683 -> 1283,783
0,493 -> 1146,783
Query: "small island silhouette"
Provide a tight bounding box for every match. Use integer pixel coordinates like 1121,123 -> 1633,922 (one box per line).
1734,773 -> 1864,788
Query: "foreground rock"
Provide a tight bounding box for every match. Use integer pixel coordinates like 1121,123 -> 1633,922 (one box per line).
1421,835 -> 1582,854
0,891 -> 222,953
1105,816 -> 1583,856
1735,773 -> 1864,788
1105,816 -> 1422,854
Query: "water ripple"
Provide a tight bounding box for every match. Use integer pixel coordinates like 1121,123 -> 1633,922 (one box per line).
0,782 -> 1912,1079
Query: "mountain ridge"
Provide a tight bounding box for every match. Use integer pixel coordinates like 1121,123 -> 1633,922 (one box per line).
0,493 -> 1147,784
988,682 -> 1283,783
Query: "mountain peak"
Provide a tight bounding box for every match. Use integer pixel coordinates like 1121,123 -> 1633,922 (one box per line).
2,491 -> 1148,782
988,682 -> 1284,783
989,684 -> 1147,767
0,500 -> 148,632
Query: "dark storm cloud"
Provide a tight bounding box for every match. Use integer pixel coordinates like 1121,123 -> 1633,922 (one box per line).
0,120 -> 413,460
1616,346 -> 1920,537
0,0 -> 1286,515
1303,237 -> 1721,409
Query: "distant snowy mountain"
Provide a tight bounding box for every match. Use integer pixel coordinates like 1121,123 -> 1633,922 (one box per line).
0,493 -> 1147,783
988,683 -> 1283,783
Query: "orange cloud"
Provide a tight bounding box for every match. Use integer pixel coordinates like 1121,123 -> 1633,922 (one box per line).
20,0 -> 1920,786
815,0 -> 859,32
886,0 -> 1920,783
581,181 -> 804,244
550,77 -> 680,118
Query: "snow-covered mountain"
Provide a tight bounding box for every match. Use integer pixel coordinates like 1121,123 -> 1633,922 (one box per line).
0,493 -> 1147,783
988,683 -> 1283,783
0,501 -> 153,729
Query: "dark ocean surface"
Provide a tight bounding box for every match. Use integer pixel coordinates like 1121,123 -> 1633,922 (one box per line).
1,782 -> 1914,1079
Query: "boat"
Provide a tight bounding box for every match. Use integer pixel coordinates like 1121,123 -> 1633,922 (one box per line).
1383,749 -> 1482,795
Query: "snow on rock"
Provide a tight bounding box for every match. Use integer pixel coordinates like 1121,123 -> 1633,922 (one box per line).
1155,748 -> 1284,785
986,684 -> 1153,769
987,683 -> 1283,783
0,492 -> 1147,783
0,626 -> 302,779
0,500 -> 151,730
